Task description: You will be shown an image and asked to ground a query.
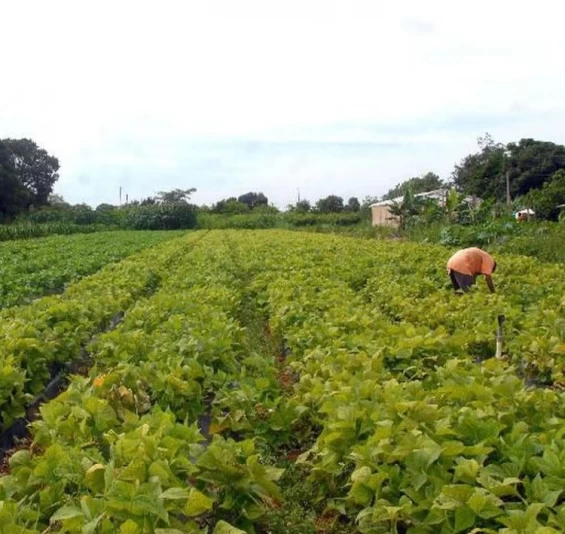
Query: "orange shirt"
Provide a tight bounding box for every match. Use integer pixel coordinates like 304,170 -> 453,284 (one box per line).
447,248 -> 495,277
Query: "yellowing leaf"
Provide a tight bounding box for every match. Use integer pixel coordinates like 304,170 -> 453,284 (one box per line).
213,521 -> 246,534
185,488 -> 215,517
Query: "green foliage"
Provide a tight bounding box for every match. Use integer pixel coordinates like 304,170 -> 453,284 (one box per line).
0,141 -> 30,222
156,188 -> 196,204
197,211 -> 363,230
406,219 -> 565,264
0,230 -> 564,533
452,133 -> 565,201
452,133 -> 507,200
388,190 -> 426,229
284,212 -> 363,227
525,169 -> 565,220
0,231 -> 179,308
14,202 -> 195,232
237,192 -> 269,210
288,199 -> 312,213
315,195 -> 344,213
506,138 -> 565,197
121,203 -> 198,230
345,197 -> 361,212
0,234 -> 198,428
1,138 -> 59,208
212,198 -> 250,214
0,222 -> 107,241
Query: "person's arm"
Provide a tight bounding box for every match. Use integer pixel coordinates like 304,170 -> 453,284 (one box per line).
485,275 -> 495,294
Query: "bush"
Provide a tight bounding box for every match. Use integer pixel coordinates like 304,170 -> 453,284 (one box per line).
24,204 -> 123,226
525,169 -> 565,220
121,203 -> 197,230
0,222 -> 103,241
197,211 -> 282,229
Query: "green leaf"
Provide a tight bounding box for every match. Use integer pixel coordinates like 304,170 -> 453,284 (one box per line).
84,463 -> 106,494
454,506 -> 476,532
50,505 -> 84,522
120,519 -> 141,534
185,488 -> 215,517
436,485 -> 474,509
160,487 -> 189,500
454,459 -> 481,484
212,521 -> 246,534
528,474 -> 562,507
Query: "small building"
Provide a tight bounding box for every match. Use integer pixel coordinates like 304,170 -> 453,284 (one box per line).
369,189 -> 480,227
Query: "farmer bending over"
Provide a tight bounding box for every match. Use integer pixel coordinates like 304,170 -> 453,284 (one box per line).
447,247 -> 496,294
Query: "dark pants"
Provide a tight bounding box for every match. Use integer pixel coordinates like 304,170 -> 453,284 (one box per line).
449,269 -> 476,292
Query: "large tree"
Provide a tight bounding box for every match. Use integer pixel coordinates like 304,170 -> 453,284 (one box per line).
525,170 -> 565,220
212,197 -> 249,214
156,188 -> 196,204
315,195 -> 344,213
237,192 -> 268,210
382,172 -> 444,200
506,139 -> 565,197
451,134 -> 506,200
0,141 -> 29,220
2,138 -> 60,207
345,197 -> 361,212
452,134 -> 565,201
287,199 -> 311,213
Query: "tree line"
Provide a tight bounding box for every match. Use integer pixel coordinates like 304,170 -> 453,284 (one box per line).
2,133 -> 565,224
373,134 -> 565,222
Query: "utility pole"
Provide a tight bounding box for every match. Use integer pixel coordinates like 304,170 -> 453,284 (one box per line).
504,149 -> 512,210
506,170 -> 512,209
297,188 -> 301,203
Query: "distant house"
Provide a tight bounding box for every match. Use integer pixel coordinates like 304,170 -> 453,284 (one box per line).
369,188 -> 481,227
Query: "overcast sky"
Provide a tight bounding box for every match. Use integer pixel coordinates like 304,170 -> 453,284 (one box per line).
2,0 -> 565,208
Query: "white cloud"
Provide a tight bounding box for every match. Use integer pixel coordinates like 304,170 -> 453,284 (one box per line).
1,0 -> 565,207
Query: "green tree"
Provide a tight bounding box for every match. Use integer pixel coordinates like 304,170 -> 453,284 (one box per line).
383,172 -> 443,200
315,195 -> 344,213
505,139 -> 565,197
345,197 -> 361,212
2,138 -> 60,207
451,134 -> 506,200
213,198 -> 249,214
525,170 -> 565,220
0,141 -> 29,220
388,190 -> 425,229
452,134 -> 565,201
287,199 -> 311,213
48,193 -> 69,207
156,188 -> 196,203
237,192 -> 268,210
360,196 -> 379,215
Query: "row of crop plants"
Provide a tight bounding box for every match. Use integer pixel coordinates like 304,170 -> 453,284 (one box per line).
0,232 -> 283,533
0,230 -> 182,308
0,230 -> 563,532
0,233 -> 202,431
210,231 -> 565,533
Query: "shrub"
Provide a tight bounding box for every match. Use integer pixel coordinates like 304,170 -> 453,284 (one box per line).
121,203 -> 197,230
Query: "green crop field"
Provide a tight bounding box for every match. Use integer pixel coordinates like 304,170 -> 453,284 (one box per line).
0,231 -> 183,309
0,230 -> 564,533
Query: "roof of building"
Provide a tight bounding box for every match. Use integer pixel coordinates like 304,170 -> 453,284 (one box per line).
370,188 -> 480,208
369,188 -> 448,208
